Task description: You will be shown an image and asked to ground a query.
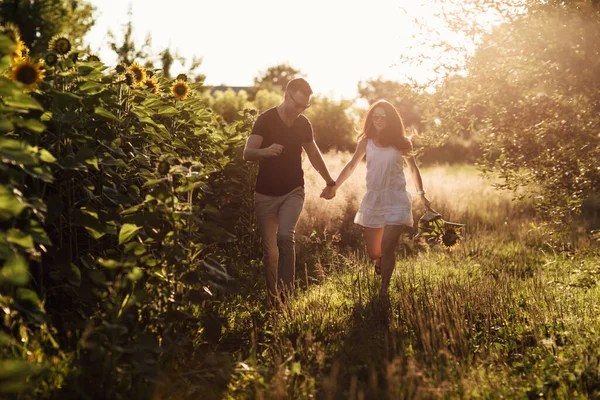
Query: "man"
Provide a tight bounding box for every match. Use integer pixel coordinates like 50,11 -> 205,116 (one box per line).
243,78 -> 336,304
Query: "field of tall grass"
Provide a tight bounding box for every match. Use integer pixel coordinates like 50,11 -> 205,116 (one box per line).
156,153 -> 600,399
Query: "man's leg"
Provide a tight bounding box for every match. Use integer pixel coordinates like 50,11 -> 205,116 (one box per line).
276,187 -> 305,297
254,193 -> 280,302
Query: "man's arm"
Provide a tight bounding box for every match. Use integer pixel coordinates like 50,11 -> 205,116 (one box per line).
243,135 -> 283,161
302,140 -> 335,185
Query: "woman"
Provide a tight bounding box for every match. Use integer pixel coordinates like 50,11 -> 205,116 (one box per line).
321,100 -> 431,296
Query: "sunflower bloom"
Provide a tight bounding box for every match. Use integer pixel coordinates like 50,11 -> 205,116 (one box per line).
8,57 -> 45,91
44,53 -> 59,67
1,22 -> 21,43
441,229 -> 460,249
176,73 -> 188,82
0,22 -> 24,61
171,79 -> 190,100
50,36 -> 71,55
128,63 -> 146,84
86,54 -> 100,62
143,76 -> 160,94
117,73 -> 135,87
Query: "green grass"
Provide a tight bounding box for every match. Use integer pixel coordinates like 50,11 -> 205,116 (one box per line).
154,164 -> 600,399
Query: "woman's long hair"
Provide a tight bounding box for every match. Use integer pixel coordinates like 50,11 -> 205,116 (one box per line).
358,99 -> 412,153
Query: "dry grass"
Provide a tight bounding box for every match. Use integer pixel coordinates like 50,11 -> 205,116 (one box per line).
167,153 -> 599,400
299,152 -> 536,248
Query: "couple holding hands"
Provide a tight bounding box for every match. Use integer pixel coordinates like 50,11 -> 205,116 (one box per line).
243,78 -> 431,304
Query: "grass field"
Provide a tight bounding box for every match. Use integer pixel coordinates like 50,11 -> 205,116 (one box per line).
156,154 -> 600,399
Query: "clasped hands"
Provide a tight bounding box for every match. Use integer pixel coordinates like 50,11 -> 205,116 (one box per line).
320,185 -> 336,200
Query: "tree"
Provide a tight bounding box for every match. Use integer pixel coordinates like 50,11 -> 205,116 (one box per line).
0,0 -> 95,57
304,96 -> 356,152
427,2 -> 600,223
252,63 -> 300,94
107,6 -> 151,66
253,88 -> 281,113
357,78 -> 424,130
208,88 -> 252,123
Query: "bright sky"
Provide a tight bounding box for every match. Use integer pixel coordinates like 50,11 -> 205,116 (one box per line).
84,0 -> 495,99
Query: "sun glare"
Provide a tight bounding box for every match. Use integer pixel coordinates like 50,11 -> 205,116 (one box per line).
85,0 -> 514,98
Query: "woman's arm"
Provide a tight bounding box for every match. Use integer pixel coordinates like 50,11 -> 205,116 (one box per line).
406,156 -> 431,209
321,138 -> 367,199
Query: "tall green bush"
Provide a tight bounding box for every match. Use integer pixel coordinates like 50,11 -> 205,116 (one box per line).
0,32 -> 255,398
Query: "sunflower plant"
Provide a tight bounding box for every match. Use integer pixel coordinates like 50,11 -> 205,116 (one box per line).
0,30 -> 257,398
415,209 -> 465,249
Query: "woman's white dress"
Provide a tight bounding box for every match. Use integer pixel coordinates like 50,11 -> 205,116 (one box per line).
354,139 -> 413,228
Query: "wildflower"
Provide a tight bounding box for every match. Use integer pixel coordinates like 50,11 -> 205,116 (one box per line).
50,36 -> 71,55
128,62 -> 146,84
171,79 -> 190,100
8,57 -> 45,91
143,76 -> 160,94
44,53 -> 58,67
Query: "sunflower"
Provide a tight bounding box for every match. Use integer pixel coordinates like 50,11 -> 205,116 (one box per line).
0,22 -> 21,43
8,57 -> 45,91
415,209 -> 465,249
121,72 -> 134,86
50,36 -> 71,55
44,53 -> 59,67
143,76 -> 160,94
0,22 -> 25,60
171,79 -> 190,100
86,54 -> 100,62
128,62 -> 146,84
441,228 -> 461,249
176,73 -> 188,82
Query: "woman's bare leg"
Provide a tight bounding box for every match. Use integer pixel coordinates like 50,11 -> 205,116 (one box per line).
364,227 -> 384,259
379,225 -> 406,295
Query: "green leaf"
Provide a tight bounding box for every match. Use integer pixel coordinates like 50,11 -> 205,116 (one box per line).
1,90 -> 44,111
119,223 -> 141,245
64,263 -> 81,287
0,138 -> 37,165
0,251 -> 29,285
97,258 -> 136,269
52,91 -> 81,107
127,267 -> 143,282
0,35 -> 16,57
94,107 -> 119,122
71,209 -> 106,238
79,80 -> 105,94
0,359 -> 40,380
0,332 -> 13,346
0,185 -> 27,221
16,288 -> 41,308
6,229 -> 34,249
13,118 -> 45,133
157,105 -> 179,116
38,148 -> 56,163
0,118 -> 14,133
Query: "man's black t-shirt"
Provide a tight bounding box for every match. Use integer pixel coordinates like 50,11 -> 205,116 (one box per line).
251,107 -> 314,196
